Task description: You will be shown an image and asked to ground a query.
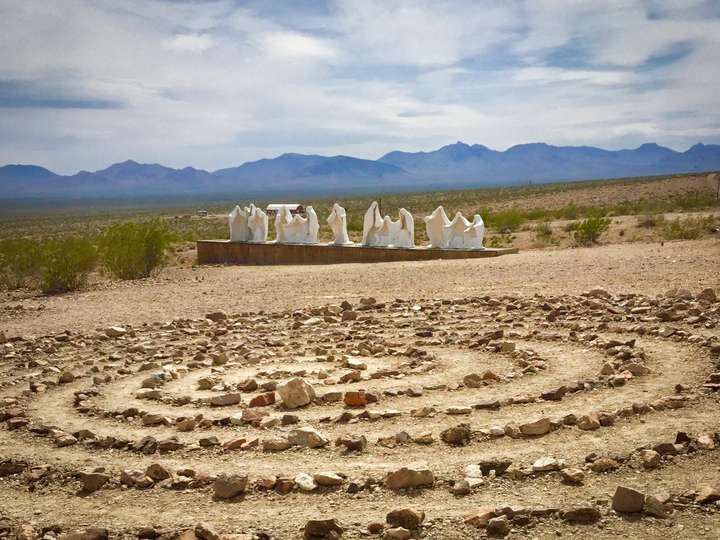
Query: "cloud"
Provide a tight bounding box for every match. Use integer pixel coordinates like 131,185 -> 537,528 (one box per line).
0,0 -> 718,174
163,33 -> 215,52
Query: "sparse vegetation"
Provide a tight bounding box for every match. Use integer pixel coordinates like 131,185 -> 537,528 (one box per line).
39,237 -> 97,294
98,219 -> 175,280
0,238 -> 42,289
660,216 -> 717,241
572,217 -> 611,246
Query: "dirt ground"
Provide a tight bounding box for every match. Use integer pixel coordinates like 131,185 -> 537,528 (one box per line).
1,236 -> 719,540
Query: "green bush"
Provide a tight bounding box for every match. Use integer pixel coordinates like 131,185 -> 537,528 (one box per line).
40,238 -> 97,294
99,219 -> 175,280
660,216 -> 715,240
573,217 -> 611,246
0,239 -> 42,289
486,209 -> 525,232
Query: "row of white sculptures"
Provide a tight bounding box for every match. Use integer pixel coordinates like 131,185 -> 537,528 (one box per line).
228,202 -> 485,249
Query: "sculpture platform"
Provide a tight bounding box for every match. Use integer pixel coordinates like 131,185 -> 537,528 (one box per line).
196,240 -> 518,266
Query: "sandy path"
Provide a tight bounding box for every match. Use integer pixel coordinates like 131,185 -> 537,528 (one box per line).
2,239 -> 719,337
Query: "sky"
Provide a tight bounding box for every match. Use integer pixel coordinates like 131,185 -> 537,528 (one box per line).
0,0 -> 719,175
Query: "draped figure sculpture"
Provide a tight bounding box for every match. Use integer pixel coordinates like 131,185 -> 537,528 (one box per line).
445,212 -> 471,249
275,205 -> 319,244
247,205 -> 269,242
361,202 -> 414,247
229,205 -> 251,242
327,203 -> 353,245
423,206 -> 485,249
229,204 -> 268,242
424,206 -> 451,248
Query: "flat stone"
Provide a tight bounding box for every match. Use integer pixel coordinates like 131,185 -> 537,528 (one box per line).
612,486 -> 645,513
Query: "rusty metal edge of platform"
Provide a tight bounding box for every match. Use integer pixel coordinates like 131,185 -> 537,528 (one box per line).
196,239 -> 518,266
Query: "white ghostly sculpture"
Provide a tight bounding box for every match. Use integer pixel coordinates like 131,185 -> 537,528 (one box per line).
361,202 -> 414,247
229,204 -> 268,242
464,214 -> 485,249
229,205 -> 251,242
445,212 -> 471,249
247,204 -> 268,242
424,206 -> 451,248
327,203 -> 352,245
423,207 -> 485,249
275,205 -> 319,244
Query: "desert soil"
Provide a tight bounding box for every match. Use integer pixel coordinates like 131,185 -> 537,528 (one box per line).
1,237 -> 719,540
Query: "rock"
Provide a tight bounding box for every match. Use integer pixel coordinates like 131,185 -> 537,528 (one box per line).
697,288 -> 717,303
384,528 -> 411,540
58,371 -> 76,384
288,426 -> 329,448
560,468 -> 585,485
440,423 -> 472,446
0,459 -> 26,477
295,472 -> 318,491
519,417 -> 551,436
612,486 -> 645,513
105,326 -> 127,337
561,507 -> 601,524
194,523 -> 220,540
451,479 -> 471,495
587,287 -> 611,298
463,373 -> 484,388
532,456 -> 561,472
486,516 -> 510,537
335,434 -> 367,452
79,471 -> 110,492
386,508 -> 425,530
696,485 -> 720,504
58,528 -> 109,540
277,377 -> 316,409
445,405 -> 472,415
314,472 -> 344,487
367,522 -> 384,534
478,458 -> 513,477
304,518 -> 344,539
344,391 -> 368,408
213,474 -> 248,499
590,457 -> 620,473
262,436 -> 292,452
206,311 -> 228,322
577,413 -> 601,431
209,392 -> 242,407
248,392 -> 276,407
644,494 -> 671,518
639,449 -> 661,469
464,507 -> 496,528
385,466 -> 434,490
145,463 -> 172,481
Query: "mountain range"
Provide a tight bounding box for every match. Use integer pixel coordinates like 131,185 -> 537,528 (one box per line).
2,141 -> 719,199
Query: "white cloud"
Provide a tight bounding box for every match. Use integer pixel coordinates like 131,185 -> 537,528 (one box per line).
163,33 -> 215,53
0,0 -> 718,174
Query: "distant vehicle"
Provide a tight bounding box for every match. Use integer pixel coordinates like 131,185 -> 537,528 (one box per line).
266,203 -> 305,216
197,209 -> 208,217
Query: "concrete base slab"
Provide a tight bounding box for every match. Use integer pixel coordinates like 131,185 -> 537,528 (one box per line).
196,240 -> 518,266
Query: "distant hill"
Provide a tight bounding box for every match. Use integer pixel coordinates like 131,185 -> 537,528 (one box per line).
2,142 -> 719,199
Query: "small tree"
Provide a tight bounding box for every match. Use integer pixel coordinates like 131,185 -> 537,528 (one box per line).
99,219 -> 175,280
573,217 -> 611,246
40,238 -> 97,294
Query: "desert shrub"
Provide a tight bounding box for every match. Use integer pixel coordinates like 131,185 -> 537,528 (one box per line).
0,238 -> 43,289
487,209 -> 525,232
39,238 -> 97,294
99,219 -> 175,280
573,217 -> 611,246
660,216 -> 715,240
487,233 -> 514,248
636,213 -> 664,228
